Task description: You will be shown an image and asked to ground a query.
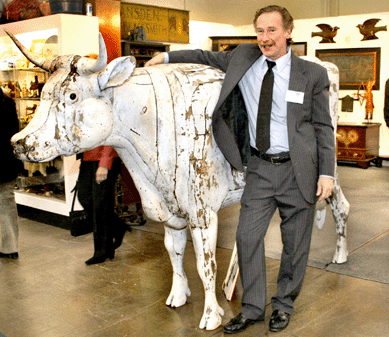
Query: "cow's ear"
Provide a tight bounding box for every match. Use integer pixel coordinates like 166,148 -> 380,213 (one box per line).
97,56 -> 136,90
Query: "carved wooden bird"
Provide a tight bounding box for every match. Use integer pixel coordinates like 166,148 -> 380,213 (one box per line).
311,24 -> 339,43
357,18 -> 387,40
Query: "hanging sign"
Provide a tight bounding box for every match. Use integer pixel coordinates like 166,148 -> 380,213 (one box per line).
121,3 -> 190,43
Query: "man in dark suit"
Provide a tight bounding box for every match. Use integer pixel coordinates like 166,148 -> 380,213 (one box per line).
145,5 -> 334,333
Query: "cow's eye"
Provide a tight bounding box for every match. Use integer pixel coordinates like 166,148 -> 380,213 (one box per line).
70,93 -> 77,100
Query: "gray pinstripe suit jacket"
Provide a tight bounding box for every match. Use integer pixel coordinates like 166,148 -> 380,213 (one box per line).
169,43 -> 335,204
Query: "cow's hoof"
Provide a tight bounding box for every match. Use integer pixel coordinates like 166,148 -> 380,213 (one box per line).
166,278 -> 191,307
332,250 -> 348,264
199,304 -> 224,330
166,291 -> 189,307
332,237 -> 348,264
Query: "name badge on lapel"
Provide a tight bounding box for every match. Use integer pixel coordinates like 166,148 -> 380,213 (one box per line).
286,90 -> 304,104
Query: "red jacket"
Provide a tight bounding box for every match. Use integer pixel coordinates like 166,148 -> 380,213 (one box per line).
82,146 -> 118,170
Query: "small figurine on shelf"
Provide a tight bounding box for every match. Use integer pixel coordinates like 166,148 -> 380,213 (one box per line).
21,81 -> 28,98
127,30 -> 134,41
29,74 -> 40,97
134,26 -> 146,41
7,81 -> 16,98
354,80 -> 375,122
128,26 -> 146,41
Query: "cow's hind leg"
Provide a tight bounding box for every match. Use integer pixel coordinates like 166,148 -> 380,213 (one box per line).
189,209 -> 224,330
164,217 -> 191,308
329,172 -> 349,264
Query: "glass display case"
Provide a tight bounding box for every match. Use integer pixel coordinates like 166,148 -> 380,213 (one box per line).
0,14 -> 99,216
1,68 -> 49,129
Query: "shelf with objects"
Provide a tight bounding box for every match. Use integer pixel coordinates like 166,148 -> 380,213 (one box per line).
121,40 -> 170,67
0,68 -> 48,129
0,14 -> 99,217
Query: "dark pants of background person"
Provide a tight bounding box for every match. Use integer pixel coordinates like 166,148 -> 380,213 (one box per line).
77,158 -> 122,258
0,181 -> 19,254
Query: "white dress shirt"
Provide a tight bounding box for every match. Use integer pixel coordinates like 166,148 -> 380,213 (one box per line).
239,48 -> 291,154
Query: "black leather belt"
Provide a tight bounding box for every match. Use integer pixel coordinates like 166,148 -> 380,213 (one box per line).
250,147 -> 290,165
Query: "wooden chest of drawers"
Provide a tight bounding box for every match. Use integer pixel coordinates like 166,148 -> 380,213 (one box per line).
336,122 -> 381,169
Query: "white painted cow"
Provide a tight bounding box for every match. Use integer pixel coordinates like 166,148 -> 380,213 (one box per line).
7,31 -> 348,330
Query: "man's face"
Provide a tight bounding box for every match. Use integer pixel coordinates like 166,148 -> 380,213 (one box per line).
255,11 -> 291,60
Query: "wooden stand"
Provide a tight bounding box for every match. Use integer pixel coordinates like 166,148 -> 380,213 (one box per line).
121,41 -> 170,67
337,122 -> 382,169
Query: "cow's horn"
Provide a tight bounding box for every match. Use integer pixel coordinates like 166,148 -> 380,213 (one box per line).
79,33 -> 107,74
4,30 -> 51,72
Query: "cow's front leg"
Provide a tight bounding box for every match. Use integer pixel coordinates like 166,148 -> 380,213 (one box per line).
164,221 -> 191,307
329,175 -> 350,264
189,209 -> 224,330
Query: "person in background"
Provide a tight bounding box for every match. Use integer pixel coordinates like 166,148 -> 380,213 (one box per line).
77,146 -> 128,265
145,5 -> 334,333
384,78 -> 389,127
0,87 -> 23,259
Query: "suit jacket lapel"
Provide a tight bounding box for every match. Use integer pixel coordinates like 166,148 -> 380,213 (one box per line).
287,53 -> 308,119
216,46 -> 261,111
289,53 -> 307,92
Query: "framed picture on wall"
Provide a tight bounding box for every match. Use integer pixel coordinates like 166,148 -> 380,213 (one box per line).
315,47 -> 381,90
209,36 -> 257,51
291,42 -> 307,56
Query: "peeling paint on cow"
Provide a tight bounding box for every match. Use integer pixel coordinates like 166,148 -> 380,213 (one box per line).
54,125 -> 60,140
185,106 -> 193,120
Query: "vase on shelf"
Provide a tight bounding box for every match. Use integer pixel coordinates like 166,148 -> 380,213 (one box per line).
49,0 -> 84,15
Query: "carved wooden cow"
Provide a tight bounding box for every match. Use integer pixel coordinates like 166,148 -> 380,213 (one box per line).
7,31 -> 348,330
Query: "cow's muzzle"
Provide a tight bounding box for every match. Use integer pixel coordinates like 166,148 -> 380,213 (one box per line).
13,138 -> 35,158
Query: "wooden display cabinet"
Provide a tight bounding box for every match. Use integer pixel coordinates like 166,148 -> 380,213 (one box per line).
121,40 -> 170,67
337,122 -> 382,169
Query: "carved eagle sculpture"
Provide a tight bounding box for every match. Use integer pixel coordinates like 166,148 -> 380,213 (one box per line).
357,18 -> 387,41
311,24 -> 339,43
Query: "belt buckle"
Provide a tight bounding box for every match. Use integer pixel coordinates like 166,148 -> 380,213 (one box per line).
270,157 -> 281,165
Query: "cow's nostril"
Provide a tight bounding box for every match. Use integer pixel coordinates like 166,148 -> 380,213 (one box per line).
16,139 -> 25,146
13,138 -> 35,154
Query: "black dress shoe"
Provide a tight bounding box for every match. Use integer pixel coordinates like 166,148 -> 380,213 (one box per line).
269,310 -> 290,332
85,251 -> 114,265
0,252 -> 19,259
223,312 -> 264,334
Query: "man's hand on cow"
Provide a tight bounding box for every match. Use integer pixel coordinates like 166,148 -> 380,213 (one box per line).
96,166 -> 109,184
316,176 -> 334,201
144,53 -> 165,67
